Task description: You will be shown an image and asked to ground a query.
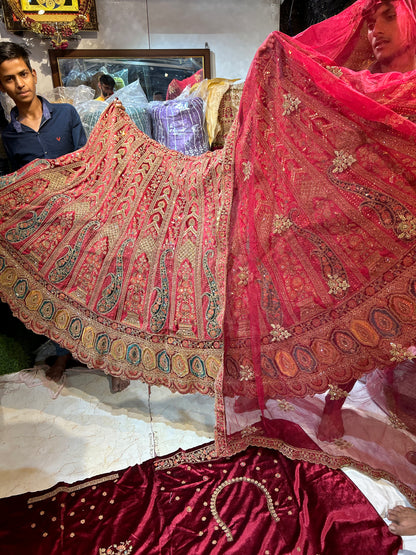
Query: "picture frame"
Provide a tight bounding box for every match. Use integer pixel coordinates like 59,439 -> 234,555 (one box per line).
1,0 -> 98,48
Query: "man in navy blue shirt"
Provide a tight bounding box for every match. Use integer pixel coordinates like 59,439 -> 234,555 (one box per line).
0,42 -> 128,392
0,43 -> 86,171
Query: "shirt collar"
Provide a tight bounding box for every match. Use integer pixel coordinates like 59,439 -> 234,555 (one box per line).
10,96 -> 52,133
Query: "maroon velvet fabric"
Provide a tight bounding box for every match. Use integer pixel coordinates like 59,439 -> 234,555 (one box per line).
0,445 -> 401,554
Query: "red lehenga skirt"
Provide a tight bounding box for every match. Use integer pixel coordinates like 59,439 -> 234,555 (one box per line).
1,1 -> 416,504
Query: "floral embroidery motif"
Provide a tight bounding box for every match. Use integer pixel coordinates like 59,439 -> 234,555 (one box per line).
237,266 -> 249,287
240,365 -> 254,381
390,343 -> 416,363
332,150 -> 356,173
397,214 -> 416,239
242,161 -> 252,181
277,399 -> 294,411
241,425 -> 261,438
99,540 -> 132,555
332,438 -> 353,449
210,477 -> 280,542
272,214 -> 292,235
328,384 -> 349,400
327,274 -> 349,296
325,65 -> 343,78
282,93 -> 301,116
270,323 -> 291,342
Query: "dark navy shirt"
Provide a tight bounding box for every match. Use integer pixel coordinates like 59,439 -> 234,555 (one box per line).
1,96 -> 87,171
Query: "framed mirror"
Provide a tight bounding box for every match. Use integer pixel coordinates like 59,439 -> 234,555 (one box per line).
48,48 -> 211,101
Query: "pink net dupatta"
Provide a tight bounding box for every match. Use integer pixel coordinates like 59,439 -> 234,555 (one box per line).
221,5 -> 416,503
0,0 -> 416,504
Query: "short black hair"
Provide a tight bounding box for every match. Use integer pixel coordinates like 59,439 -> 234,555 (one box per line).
0,42 -> 32,71
99,74 -> 115,89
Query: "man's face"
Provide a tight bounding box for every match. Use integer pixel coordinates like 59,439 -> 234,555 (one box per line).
99,82 -> 114,98
0,57 -> 37,106
367,2 -> 409,64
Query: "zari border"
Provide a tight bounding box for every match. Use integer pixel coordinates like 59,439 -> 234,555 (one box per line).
27,473 -> 119,504
216,432 -> 416,506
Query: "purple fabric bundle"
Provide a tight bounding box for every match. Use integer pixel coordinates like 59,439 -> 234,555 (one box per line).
149,96 -> 209,156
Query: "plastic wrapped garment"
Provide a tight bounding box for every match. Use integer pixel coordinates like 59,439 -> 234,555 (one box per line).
42,86 -> 95,108
77,80 -> 151,138
149,96 -> 209,156
0,0 -> 416,504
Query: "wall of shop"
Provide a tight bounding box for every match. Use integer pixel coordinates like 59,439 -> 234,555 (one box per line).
0,0 -> 280,94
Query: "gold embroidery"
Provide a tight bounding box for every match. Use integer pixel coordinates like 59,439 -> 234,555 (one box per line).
99,540 -> 132,555
327,274 -> 349,296
237,266 -> 249,286
397,213 -> 416,239
272,214 -> 292,235
282,93 -> 301,116
325,65 -> 343,78
332,438 -> 353,449
328,384 -> 349,400
388,411 -> 408,430
332,150 -> 356,173
241,425 -> 261,438
270,323 -> 292,342
210,477 -> 280,542
240,364 -> 254,381
242,161 -> 252,181
154,443 -> 217,471
390,343 -> 416,363
27,474 -> 119,504
277,399 -> 294,411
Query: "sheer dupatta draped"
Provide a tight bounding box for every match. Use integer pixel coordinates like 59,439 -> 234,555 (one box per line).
0,0 -> 415,502
221,0 -> 416,502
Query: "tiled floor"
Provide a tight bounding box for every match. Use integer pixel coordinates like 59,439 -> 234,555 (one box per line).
0,366 -> 415,553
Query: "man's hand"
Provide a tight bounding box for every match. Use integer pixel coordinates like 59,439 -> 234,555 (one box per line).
112,98 -> 125,111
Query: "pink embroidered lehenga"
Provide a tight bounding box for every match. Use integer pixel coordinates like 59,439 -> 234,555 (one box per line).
1,0 -> 416,502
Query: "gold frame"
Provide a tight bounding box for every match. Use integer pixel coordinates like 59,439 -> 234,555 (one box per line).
1,0 -> 98,46
20,0 -> 80,12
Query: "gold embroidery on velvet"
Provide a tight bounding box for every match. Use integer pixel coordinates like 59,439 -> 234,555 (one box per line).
99,540 -> 132,555
327,274 -> 350,296
328,384 -> 349,400
390,343 -> 416,363
210,477 -> 280,542
282,94 -> 301,116
270,323 -> 292,342
332,150 -> 356,173
154,443 -> 217,471
272,214 -> 292,235
27,474 -> 119,504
